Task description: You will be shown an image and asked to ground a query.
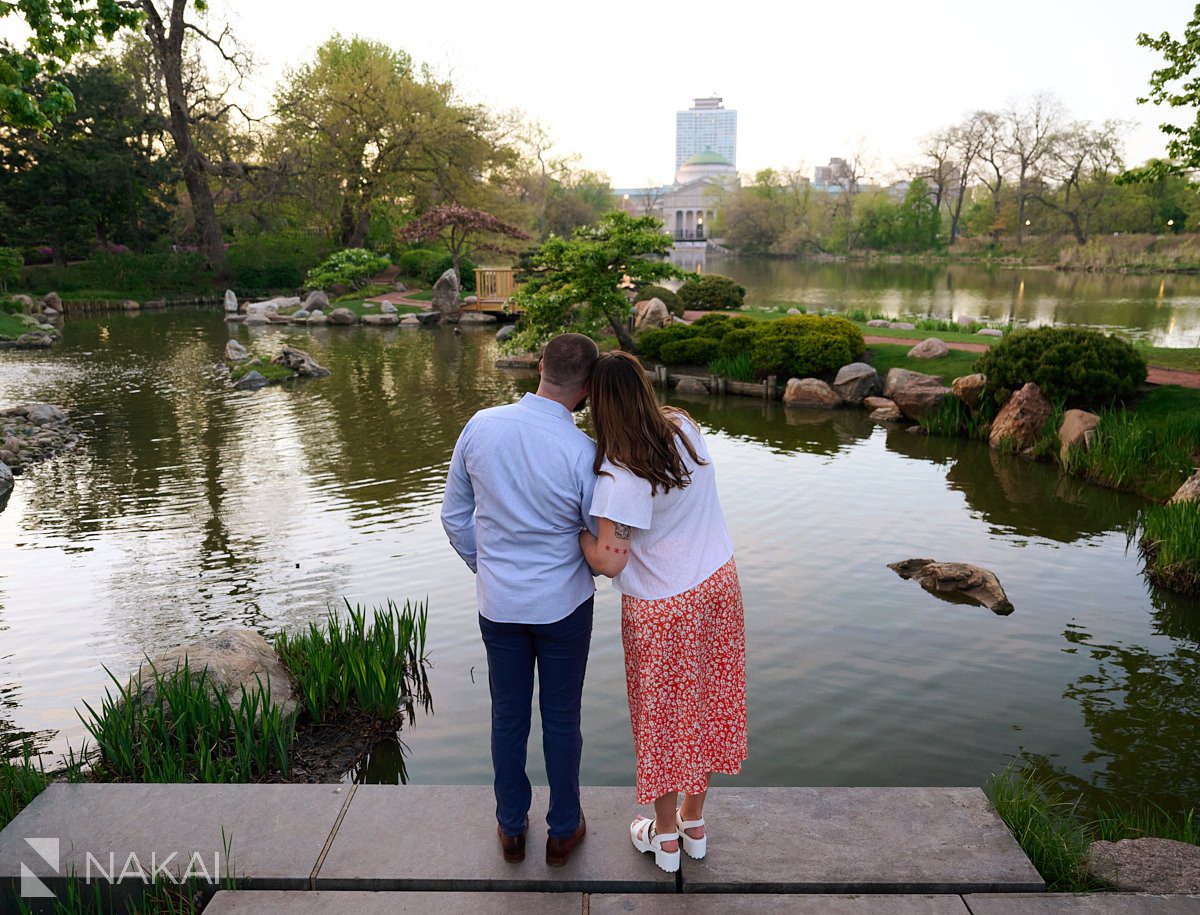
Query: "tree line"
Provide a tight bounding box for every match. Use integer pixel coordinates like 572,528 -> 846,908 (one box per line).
0,2 -> 612,272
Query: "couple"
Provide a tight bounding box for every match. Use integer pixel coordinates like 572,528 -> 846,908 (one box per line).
441,333 -> 747,873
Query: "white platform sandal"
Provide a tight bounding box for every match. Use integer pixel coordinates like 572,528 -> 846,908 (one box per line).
629,815 -> 680,873
676,811 -> 707,859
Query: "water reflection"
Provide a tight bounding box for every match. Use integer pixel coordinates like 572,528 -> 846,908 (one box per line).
693,257 -> 1200,347
1020,622 -> 1200,816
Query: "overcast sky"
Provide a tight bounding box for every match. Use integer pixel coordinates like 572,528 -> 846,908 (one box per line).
5,1 -> 1194,187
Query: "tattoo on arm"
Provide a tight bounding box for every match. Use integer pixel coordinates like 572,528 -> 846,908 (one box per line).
614,522 -> 632,541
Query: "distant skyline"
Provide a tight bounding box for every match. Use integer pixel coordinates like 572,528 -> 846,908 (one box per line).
2,1 -> 1192,187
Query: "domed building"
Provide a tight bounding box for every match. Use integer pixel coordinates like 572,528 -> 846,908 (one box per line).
662,148 -> 738,243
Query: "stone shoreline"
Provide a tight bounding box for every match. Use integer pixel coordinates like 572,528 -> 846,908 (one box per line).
0,404 -> 80,480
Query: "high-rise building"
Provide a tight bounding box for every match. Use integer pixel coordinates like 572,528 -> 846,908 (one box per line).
675,97 -> 737,171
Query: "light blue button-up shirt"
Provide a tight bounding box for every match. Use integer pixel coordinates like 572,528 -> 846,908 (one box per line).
441,393 -> 598,624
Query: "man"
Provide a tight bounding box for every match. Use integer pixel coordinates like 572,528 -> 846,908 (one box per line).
441,332 -> 599,867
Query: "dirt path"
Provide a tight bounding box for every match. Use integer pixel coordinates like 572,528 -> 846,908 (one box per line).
866,335 -> 1200,389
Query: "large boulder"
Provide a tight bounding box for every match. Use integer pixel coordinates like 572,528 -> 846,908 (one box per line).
233,370 -> 268,390
458,312 -> 497,325
224,289 -> 238,313
883,369 -> 950,420
132,629 -> 298,721
362,313 -> 400,326
866,319 -> 891,328
1087,837 -> 1200,894
303,290 -> 330,311
432,268 -> 461,315
889,321 -> 916,330
400,314 -> 421,327
869,404 -> 904,423
674,375 -> 709,395
908,337 -> 950,359
41,292 -> 62,311
306,310 -> 327,326
888,559 -> 1013,615
783,378 -> 843,409
15,332 -> 54,348
1058,408 -> 1100,464
381,301 -> 398,315
0,460 -> 12,498
989,381 -> 1052,452
243,312 -> 271,325
273,346 -> 330,378
10,294 -> 35,314
634,298 -> 670,331
951,373 -> 987,411
831,363 -> 881,404
1170,471 -> 1200,505
416,311 -> 442,325
977,328 -> 1004,338
327,307 -> 358,326
496,324 -> 516,343
224,339 -> 249,362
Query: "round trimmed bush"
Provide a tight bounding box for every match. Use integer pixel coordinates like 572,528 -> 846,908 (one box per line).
747,315 -> 865,379
635,285 -> 682,316
720,326 -> 762,359
678,274 -> 745,311
637,323 -> 697,360
975,326 -> 1147,409
691,313 -> 756,336
660,337 -> 722,366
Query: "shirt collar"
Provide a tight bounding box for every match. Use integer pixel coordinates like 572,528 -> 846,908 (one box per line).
519,392 -> 574,422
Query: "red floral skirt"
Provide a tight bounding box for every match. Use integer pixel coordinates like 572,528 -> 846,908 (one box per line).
621,556 -> 748,804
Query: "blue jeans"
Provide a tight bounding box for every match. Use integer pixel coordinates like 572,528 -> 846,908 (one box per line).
478,596 -> 593,839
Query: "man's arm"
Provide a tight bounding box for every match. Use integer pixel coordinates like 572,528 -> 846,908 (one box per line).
440,425 -> 478,572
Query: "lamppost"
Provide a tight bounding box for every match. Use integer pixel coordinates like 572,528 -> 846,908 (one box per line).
622,193 -> 630,214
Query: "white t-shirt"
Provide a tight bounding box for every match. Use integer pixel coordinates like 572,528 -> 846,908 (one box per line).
589,416 -> 733,601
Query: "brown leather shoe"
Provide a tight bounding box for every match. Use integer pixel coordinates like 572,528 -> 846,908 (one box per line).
545,813 -> 586,867
498,817 -> 528,863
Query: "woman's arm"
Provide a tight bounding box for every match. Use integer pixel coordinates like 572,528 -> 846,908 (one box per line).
580,517 -> 633,578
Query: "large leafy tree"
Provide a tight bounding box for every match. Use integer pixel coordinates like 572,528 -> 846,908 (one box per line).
510,212 -> 676,353
0,61 -> 173,263
397,205 -> 529,281
0,0 -> 142,128
1129,5 -> 1200,180
272,35 -> 508,248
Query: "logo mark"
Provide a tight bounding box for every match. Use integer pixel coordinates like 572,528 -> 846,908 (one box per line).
21,837 -> 59,899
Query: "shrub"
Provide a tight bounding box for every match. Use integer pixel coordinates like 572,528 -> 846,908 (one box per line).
396,247 -> 443,280
708,351 -> 756,382
0,246 -> 21,293
678,274 -> 745,311
305,248 -> 390,292
748,315 -> 865,379
229,233 -> 332,293
691,313 -> 756,336
975,327 -> 1147,410
637,323 -> 697,360
635,284 -> 682,316
660,337 -> 722,366
0,297 -> 21,315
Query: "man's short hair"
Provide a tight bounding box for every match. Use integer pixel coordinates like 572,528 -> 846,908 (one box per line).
541,333 -> 599,388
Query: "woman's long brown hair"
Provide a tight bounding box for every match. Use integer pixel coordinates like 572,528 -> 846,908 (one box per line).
590,350 -> 706,494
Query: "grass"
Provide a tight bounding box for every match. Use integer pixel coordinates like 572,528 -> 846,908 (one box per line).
917,394 -> 989,440
230,360 -> 297,384
865,342 -> 981,382
707,352 -> 756,382
0,310 -> 37,340
986,766 -> 1200,892
276,598 -> 429,724
79,658 -> 296,783
1,745 -> 54,830
329,298 -> 424,318
1140,501 -> 1200,597
1066,387 -> 1200,502
1138,344 -> 1200,373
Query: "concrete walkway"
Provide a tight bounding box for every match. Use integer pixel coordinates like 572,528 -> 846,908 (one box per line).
0,785 -> 1194,911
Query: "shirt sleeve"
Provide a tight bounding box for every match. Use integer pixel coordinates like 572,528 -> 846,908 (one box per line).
577,448 -> 600,538
440,421 -> 478,572
589,462 -> 654,530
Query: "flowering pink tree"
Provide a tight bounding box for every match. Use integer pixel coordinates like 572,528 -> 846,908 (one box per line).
397,205 -> 530,281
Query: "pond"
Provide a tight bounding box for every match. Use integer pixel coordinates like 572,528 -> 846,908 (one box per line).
691,256 -> 1200,348
1,311 -> 1197,815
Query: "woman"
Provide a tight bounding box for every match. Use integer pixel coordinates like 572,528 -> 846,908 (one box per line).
580,350 -> 747,873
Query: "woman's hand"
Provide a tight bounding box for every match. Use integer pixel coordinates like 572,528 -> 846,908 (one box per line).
580,518 -> 632,578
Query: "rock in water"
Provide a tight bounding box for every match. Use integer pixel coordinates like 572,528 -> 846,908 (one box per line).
224,339 -> 249,362
674,376 -> 708,394
888,558 -> 1014,615
327,308 -> 358,326
133,629 -> 298,721
783,378 -> 842,408
634,298 -> 669,330
831,363 -> 881,404
233,370 -> 268,390
15,332 -> 54,349
1088,837 -> 1200,894
362,314 -> 400,326
432,268 -> 461,315
273,346 -> 330,378
989,382 -> 1052,452
1171,471 -> 1200,505
224,289 -> 238,313
458,312 -> 497,324
883,369 -> 950,420
400,314 -> 421,326
0,461 -> 12,497
951,373 -> 986,411
907,337 -> 950,359
496,324 -> 516,343
1058,408 -> 1100,463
